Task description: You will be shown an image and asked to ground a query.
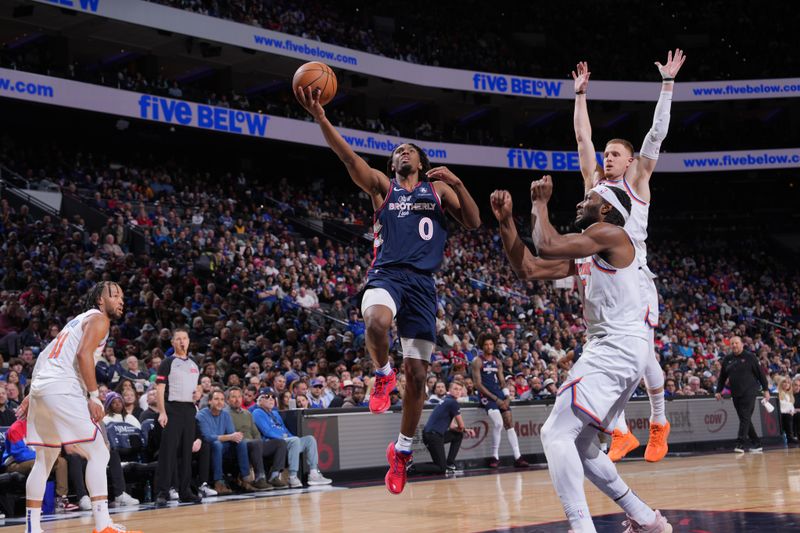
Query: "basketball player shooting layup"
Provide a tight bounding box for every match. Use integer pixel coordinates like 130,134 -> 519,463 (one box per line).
571,49 -> 686,463
491,177 -> 671,532
17,281 -> 140,533
295,85 -> 481,495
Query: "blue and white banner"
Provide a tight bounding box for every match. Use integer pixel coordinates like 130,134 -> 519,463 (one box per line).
33,0 -> 800,102
2,68 -> 799,173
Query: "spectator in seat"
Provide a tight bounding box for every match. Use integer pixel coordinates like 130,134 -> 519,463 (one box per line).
342,380 -> 367,408
0,383 -> 16,426
2,418 -> 77,512
251,388 -> 331,488
307,377 -> 326,408
426,381 -> 447,405
196,390 -> 256,495
226,386 -> 288,489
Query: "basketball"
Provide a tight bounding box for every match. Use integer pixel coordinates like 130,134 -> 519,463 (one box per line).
292,61 -> 337,105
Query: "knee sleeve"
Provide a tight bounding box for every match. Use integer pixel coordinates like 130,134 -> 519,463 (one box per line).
25,447 -> 61,501
78,435 -> 110,498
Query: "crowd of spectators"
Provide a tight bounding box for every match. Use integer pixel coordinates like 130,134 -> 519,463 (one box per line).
146,0 -> 798,81
1,141 -> 798,418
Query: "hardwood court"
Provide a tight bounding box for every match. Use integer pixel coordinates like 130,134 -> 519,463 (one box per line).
7,448 -> 800,532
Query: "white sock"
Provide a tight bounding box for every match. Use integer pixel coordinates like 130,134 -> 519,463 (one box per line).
615,489 -> 656,525
615,413 -> 629,433
649,392 -> 667,425
564,501 -> 596,532
26,507 -> 43,533
376,362 -> 392,376
92,499 -> 112,531
395,433 -> 414,453
507,428 -> 521,459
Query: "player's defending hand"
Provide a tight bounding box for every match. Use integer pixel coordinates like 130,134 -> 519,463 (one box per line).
571,61 -> 590,93
426,166 -> 462,186
655,48 -> 687,80
490,190 -> 513,223
714,392 -> 723,401
159,411 -> 168,428
88,399 -> 104,423
15,395 -> 29,420
530,175 -> 553,205
294,86 -> 326,121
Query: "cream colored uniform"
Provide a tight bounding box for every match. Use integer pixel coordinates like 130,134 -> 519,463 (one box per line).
28,309 -> 108,447
562,230 -> 649,432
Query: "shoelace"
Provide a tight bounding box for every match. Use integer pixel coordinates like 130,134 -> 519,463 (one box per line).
374,373 -> 391,395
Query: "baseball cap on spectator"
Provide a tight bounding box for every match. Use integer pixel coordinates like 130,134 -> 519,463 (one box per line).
515,371 -> 524,377
141,324 -> 155,332
542,378 -> 555,388
258,387 -> 276,398
325,335 -> 336,342
104,391 -> 122,410
311,377 -> 325,387
306,360 -> 318,369
351,379 -> 365,389
284,371 -> 299,384
342,380 -> 354,388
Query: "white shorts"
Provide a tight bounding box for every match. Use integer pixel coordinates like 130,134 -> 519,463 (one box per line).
27,393 -> 100,448
556,334 -> 649,434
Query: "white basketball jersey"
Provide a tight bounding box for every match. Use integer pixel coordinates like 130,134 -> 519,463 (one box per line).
31,309 -> 108,397
574,229 -> 648,341
601,177 -> 658,327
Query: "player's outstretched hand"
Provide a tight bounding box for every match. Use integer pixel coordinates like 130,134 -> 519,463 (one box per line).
426,166 -> 462,186
490,190 -> 513,222
15,395 -> 29,420
571,61 -> 590,93
530,175 -> 553,204
294,85 -> 326,121
655,48 -> 687,80
88,399 -> 104,423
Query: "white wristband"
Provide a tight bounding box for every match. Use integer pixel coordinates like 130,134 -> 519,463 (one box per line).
502,388 -> 510,398
89,390 -> 99,399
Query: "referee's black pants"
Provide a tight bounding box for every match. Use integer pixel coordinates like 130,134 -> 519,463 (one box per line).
411,430 -> 463,474
156,401 -> 196,497
732,394 -> 761,448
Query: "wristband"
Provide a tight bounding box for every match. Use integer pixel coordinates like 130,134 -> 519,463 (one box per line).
662,77 -> 674,82
502,388 -> 510,398
575,90 -> 586,95
89,390 -> 99,399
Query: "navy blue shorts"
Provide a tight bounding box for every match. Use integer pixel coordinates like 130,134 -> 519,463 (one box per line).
364,267 -> 437,343
480,393 -> 509,412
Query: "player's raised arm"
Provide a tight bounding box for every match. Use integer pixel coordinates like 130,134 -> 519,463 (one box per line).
572,62 -> 601,190
490,190 -> 575,280
628,48 -> 687,201
77,313 -> 110,421
295,86 -> 389,204
427,166 -> 481,229
530,176 -> 630,262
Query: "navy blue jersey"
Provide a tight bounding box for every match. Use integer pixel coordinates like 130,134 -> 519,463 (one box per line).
371,179 -> 448,274
479,356 -> 504,397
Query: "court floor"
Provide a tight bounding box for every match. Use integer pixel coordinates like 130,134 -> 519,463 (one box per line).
4,447 -> 800,532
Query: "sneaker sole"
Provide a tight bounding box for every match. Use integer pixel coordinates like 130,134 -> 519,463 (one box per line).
307,480 -> 332,486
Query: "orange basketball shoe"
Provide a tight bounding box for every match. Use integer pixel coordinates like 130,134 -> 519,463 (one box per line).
608,429 -> 640,462
644,421 -> 671,462
385,442 -> 412,495
369,370 -> 396,414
